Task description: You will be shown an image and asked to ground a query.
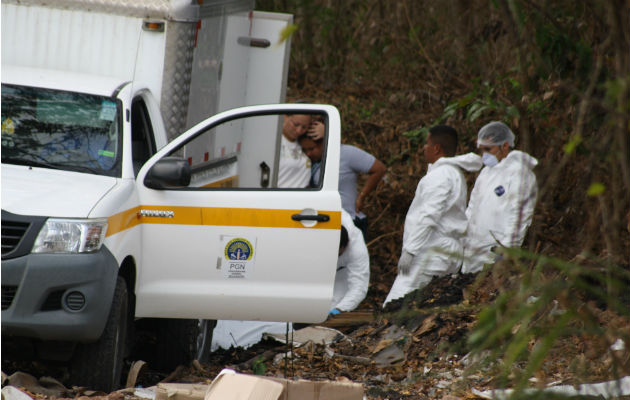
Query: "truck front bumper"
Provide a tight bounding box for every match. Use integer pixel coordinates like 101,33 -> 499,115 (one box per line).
1,247 -> 119,342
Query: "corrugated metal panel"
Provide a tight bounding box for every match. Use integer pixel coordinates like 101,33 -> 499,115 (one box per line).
160,21 -> 197,140
2,0 -> 255,21
1,0 -> 196,21
1,3 -> 141,80
199,0 -> 254,18
185,13 -> 226,130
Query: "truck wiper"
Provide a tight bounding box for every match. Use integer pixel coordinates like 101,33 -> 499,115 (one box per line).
50,162 -> 102,175
1,157 -> 64,170
1,157 -> 102,174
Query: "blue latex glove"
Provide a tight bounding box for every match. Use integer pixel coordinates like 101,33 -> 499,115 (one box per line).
329,308 -> 341,316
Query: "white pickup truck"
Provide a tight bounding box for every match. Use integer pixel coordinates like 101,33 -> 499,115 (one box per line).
1,0 -> 342,391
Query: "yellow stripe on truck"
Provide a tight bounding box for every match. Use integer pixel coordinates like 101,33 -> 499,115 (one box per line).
106,206 -> 341,237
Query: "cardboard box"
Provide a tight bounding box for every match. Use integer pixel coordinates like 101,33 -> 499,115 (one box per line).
155,370 -> 363,400
205,372 -> 283,400
155,383 -> 211,400
265,377 -> 364,400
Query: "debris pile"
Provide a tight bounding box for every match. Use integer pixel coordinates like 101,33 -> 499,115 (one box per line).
2,269 -> 629,399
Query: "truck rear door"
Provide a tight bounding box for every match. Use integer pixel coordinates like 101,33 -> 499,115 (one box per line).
187,10 -> 293,125
134,104 -> 341,323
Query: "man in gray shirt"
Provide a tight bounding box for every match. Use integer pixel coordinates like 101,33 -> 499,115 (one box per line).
300,132 -> 386,238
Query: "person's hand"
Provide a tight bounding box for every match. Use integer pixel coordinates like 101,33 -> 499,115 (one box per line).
328,308 -> 341,319
307,121 -> 325,140
397,250 -> 414,275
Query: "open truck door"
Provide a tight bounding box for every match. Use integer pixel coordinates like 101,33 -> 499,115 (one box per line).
134,104 -> 341,323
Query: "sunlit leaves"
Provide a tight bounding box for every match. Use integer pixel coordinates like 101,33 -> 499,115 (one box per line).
587,182 -> 605,197
278,23 -> 298,44
563,134 -> 582,154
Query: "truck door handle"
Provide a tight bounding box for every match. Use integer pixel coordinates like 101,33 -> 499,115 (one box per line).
237,37 -> 271,48
291,213 -> 330,222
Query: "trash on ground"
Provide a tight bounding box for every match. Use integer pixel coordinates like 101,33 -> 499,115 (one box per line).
263,325 -> 346,346
472,376 -> 630,399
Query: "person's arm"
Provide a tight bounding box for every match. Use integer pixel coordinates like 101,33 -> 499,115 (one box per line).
355,159 -> 386,215
501,168 -> 538,247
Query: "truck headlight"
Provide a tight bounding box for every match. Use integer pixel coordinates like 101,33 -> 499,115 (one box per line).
32,219 -> 108,253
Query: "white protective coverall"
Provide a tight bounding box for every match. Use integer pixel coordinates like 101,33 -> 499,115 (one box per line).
461,150 -> 538,274
332,210 -> 370,311
383,153 -> 482,305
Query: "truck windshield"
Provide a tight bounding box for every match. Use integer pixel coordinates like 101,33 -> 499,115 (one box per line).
1,84 -> 122,176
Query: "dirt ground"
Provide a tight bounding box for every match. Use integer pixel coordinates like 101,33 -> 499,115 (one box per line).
3,266 -> 629,399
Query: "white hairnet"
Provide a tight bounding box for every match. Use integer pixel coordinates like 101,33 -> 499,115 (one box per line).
477,121 -> 515,147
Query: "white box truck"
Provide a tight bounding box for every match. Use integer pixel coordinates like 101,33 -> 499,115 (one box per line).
1,0 -> 342,391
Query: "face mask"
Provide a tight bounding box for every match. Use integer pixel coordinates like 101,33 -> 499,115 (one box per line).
482,152 -> 499,167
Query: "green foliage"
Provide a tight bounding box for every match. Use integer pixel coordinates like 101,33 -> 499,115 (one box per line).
525,99 -> 548,118
358,100 -> 384,120
587,182 -> 605,197
406,79 -> 521,145
563,134 -> 582,154
278,24 -> 299,44
402,126 -> 429,144
466,250 -> 630,390
529,5 -> 593,80
252,356 -> 267,375
603,77 -> 630,113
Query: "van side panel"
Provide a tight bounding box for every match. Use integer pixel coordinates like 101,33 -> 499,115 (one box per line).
1,3 -> 141,81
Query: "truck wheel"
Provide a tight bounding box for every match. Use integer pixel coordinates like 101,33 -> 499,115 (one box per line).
71,277 -> 128,392
154,318 -> 216,370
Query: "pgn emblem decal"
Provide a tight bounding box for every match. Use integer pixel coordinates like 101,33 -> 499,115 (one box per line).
220,235 -> 257,279
225,238 -> 253,261
494,185 -> 506,196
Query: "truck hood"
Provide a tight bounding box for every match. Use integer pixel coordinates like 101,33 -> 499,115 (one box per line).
1,164 -> 118,218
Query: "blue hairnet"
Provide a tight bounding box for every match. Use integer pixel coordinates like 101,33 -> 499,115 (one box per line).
477,121 -> 515,147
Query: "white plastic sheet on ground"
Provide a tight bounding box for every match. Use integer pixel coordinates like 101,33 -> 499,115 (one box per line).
472,376 -> 630,399
1,386 -> 34,400
211,320 -> 293,351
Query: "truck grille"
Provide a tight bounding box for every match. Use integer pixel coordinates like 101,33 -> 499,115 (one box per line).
1,211 -> 46,259
1,220 -> 30,255
2,285 -> 18,310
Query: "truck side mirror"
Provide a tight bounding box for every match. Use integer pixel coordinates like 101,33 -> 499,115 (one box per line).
144,157 -> 191,189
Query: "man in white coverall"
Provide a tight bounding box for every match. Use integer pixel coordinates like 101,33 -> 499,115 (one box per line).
461,121 -> 538,274
383,125 -> 482,306
329,210 -> 370,317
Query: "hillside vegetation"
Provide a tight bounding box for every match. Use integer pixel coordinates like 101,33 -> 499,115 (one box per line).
257,0 -> 630,389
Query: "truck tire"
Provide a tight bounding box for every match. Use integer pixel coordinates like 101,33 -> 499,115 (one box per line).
71,276 -> 128,392
154,318 -> 216,370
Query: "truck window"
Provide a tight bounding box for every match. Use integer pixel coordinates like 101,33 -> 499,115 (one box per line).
1,84 -> 122,177
131,98 -> 157,176
164,112 -> 327,189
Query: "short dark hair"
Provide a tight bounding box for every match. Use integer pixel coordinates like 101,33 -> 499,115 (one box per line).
297,134 -> 323,144
339,226 -> 349,250
429,125 -> 458,156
